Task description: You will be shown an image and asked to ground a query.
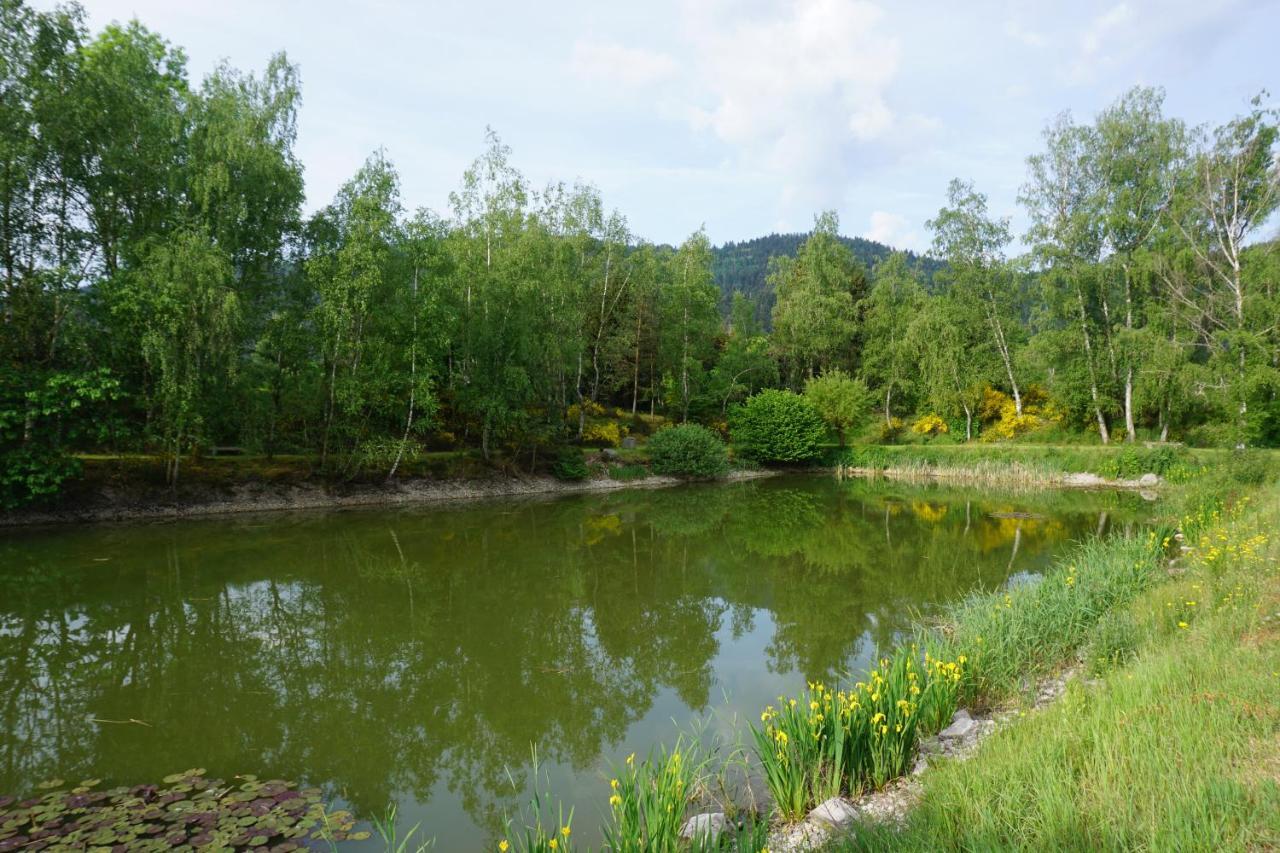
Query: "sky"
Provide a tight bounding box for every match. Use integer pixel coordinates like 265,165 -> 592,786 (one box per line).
41,0 -> 1280,252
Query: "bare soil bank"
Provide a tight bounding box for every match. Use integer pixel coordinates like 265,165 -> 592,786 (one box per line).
1,469 -> 779,528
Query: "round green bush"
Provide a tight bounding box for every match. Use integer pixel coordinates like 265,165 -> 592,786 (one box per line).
647,424 -> 729,478
551,447 -> 589,481
729,389 -> 827,464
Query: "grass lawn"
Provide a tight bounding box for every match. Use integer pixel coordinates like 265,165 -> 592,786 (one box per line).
836,479 -> 1280,851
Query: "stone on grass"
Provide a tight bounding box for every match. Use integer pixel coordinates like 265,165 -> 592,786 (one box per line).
939,709 -> 976,739
809,796 -> 859,827
679,812 -> 726,842
1138,472 -> 1160,488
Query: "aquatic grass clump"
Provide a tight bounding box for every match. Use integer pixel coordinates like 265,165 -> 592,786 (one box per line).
0,770 -> 359,851
751,647 -> 965,821
603,737 -> 709,852
502,748 -> 576,853
927,532 -> 1167,703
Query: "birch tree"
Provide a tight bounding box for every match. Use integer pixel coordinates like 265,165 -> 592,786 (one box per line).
928,180 -> 1024,414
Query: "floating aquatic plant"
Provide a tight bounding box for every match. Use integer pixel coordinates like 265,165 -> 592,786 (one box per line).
0,769 -> 368,851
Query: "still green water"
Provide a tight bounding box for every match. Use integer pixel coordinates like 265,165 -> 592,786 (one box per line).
0,475 -> 1154,848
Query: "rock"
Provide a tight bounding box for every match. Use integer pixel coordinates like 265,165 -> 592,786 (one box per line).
620,436 -> 637,449
767,819 -> 830,852
1062,472 -> 1106,488
809,797 -> 859,827
939,709 -> 976,739
1138,472 -> 1161,488
679,813 -> 726,843
1139,489 -> 1159,502
602,448 -> 620,460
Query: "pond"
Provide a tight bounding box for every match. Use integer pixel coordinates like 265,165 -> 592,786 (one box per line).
0,474 -> 1156,848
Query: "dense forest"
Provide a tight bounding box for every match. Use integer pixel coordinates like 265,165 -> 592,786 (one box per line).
711,233 -> 943,326
2,1 -> 1278,508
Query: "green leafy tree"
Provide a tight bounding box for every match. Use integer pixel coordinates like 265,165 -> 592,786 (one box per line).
928,180 -> 1024,414
659,230 -> 720,422
129,228 -> 240,485
769,211 -> 863,383
803,369 -> 871,446
860,253 -> 925,425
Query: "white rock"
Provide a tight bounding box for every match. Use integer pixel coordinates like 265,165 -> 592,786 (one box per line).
809,797 -> 859,827
939,709 -> 977,739
679,812 -> 727,842
1138,472 -> 1161,487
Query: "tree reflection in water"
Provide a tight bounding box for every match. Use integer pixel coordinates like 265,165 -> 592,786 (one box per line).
0,475 -> 1153,846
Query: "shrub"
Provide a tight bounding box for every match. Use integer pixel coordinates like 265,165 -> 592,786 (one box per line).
582,420 -> 624,448
566,400 -> 607,421
911,414 -> 949,437
551,447 -> 589,481
647,424 -> 729,478
879,416 -> 906,443
629,413 -> 668,436
1103,445 -> 1183,479
730,390 -> 827,464
608,464 -> 649,481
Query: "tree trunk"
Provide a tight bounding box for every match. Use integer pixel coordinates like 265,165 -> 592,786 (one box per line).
1077,284 -> 1109,444
389,267 -> 420,481
1123,367 -> 1136,442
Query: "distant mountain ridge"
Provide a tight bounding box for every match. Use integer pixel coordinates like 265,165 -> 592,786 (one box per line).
711,232 -> 944,324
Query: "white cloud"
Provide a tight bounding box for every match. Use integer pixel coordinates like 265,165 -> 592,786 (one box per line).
676,0 -> 905,207
570,40 -> 679,87
864,210 -> 920,250
1003,20 -> 1046,47
1081,3 -> 1133,56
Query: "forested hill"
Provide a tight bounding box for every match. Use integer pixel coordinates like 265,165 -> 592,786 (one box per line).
711,233 -> 944,321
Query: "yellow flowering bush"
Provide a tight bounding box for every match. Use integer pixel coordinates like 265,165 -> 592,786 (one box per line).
879,416 -> 905,442
911,414 -> 950,437
582,420 -> 624,448
566,400 -> 607,421
978,385 -> 1064,442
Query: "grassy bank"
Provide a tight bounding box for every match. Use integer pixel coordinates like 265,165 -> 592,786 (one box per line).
828,442 -> 1275,485
837,474 -> 1280,850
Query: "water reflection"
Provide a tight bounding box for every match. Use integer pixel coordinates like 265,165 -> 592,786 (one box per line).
0,475 -> 1152,846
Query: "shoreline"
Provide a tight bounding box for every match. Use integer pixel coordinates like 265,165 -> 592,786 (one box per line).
834,464 -> 1163,494
0,468 -> 780,529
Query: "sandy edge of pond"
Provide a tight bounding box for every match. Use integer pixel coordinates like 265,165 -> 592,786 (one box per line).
0,468 -> 783,528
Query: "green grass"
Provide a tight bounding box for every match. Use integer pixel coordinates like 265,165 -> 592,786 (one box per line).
833,481 -> 1280,851
925,534 -> 1168,705
828,442 -> 1271,483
